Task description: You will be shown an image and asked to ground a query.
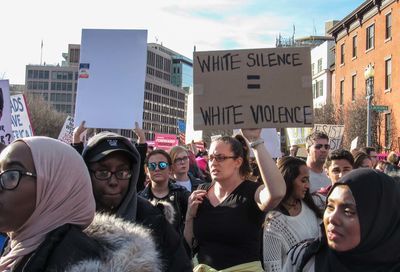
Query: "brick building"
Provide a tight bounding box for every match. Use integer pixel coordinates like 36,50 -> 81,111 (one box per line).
329,0 -> 400,151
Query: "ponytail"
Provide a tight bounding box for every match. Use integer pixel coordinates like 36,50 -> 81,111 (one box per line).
214,135 -> 252,178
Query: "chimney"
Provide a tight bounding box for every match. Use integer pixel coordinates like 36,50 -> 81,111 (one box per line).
325,20 -> 340,35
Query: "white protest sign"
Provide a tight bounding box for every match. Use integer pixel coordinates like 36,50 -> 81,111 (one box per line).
0,80 -> 13,144
210,134 -> 222,142
193,47 -> 313,130
286,127 -> 313,146
313,124 -> 345,150
233,128 -> 282,158
58,116 -> 75,144
350,137 -> 358,151
10,94 -> 34,139
186,90 -> 203,143
75,29 -> 148,129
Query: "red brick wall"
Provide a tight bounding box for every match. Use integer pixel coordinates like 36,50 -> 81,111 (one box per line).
334,2 -> 400,151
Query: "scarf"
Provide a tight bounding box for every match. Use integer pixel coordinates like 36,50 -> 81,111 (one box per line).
0,137 -> 95,270
309,168 -> 400,271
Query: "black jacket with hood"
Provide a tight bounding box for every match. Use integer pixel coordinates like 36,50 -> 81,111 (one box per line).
82,132 -> 192,272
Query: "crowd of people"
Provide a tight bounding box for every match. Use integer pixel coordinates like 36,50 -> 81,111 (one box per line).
0,123 -> 399,271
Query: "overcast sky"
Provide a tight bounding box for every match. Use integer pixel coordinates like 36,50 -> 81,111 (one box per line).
1,0 -> 365,84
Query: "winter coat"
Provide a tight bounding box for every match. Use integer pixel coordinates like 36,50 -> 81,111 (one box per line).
187,173 -> 206,192
82,132 -> 192,271
12,213 -> 161,272
139,181 -> 190,233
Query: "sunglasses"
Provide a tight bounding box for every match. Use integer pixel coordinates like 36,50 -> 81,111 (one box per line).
314,144 -> 330,150
147,161 -> 169,171
209,154 -> 238,162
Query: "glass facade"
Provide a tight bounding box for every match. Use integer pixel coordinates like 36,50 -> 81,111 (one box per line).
171,56 -> 193,89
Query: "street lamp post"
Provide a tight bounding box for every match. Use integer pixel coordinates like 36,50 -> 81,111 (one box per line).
364,64 -> 375,147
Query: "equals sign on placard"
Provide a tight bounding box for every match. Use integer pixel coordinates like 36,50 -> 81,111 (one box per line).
247,75 -> 260,89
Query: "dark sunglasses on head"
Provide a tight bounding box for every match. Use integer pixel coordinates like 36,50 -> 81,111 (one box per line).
147,161 -> 169,171
314,144 -> 330,150
174,156 -> 189,164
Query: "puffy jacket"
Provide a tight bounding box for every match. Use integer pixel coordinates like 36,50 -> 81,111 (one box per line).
12,213 -> 161,272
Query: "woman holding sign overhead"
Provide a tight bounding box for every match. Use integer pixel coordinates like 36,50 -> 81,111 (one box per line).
184,129 -> 286,271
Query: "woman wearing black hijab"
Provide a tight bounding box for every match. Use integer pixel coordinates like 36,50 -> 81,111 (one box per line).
283,168 -> 400,271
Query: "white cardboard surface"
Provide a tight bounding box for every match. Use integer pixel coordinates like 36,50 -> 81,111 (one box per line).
75,29 -> 148,129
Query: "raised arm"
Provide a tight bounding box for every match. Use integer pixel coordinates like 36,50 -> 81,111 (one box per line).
241,128 -> 286,211
72,120 -> 86,144
133,121 -> 146,144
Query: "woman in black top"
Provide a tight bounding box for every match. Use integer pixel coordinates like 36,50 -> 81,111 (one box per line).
184,129 -> 286,271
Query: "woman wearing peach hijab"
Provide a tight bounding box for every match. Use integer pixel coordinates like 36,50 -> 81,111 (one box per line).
0,137 -> 161,271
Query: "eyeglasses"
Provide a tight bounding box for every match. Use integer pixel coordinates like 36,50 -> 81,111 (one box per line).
313,144 -> 330,150
147,161 -> 169,171
209,154 -> 238,162
90,169 -> 132,180
174,156 -> 189,164
0,169 -> 36,190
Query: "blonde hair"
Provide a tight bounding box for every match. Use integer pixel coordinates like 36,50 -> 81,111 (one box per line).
169,146 -> 189,163
387,151 -> 399,165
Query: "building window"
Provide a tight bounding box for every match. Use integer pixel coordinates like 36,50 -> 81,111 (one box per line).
340,44 -> 345,64
386,13 -> 392,40
317,80 -> 323,97
69,48 -> 80,64
52,71 -> 73,80
311,63 -> 315,75
385,58 -> 392,90
340,80 -> 344,105
317,59 -> 322,73
313,83 -> 317,98
351,74 -> 356,101
385,113 -> 391,147
366,24 -> 375,50
352,36 -> 357,58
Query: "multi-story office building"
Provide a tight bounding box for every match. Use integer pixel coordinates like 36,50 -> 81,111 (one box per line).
25,44 -> 80,115
25,43 -> 192,141
329,0 -> 399,151
139,43 -> 192,141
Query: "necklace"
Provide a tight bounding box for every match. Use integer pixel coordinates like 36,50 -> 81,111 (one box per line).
282,199 -> 301,211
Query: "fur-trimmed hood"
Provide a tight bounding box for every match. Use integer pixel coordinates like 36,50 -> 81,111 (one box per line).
66,213 -> 161,272
149,200 -> 176,225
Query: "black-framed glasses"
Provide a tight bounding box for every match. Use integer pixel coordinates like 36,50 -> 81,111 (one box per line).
314,144 -> 330,150
209,154 -> 238,162
147,161 -> 169,171
90,169 -> 132,180
0,169 -> 36,190
174,156 -> 189,164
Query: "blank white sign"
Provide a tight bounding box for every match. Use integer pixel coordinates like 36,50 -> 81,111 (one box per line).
75,29 -> 148,129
